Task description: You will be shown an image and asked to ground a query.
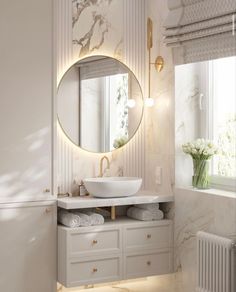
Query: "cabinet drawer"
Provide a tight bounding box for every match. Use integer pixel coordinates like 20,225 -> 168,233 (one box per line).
124,222 -> 172,251
68,256 -> 122,287
125,250 -> 172,279
69,228 -> 121,256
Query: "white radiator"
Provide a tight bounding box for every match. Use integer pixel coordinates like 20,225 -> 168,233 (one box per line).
197,231 -> 236,292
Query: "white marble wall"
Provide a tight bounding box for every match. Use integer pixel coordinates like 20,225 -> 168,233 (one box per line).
145,0 -> 175,195
57,0 -> 147,194
174,54 -> 236,292
72,0 -> 124,59
174,187 -> 236,292
175,63 -> 201,186
57,0 -> 175,198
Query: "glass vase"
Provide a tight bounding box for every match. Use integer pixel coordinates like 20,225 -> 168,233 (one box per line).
192,159 -> 210,189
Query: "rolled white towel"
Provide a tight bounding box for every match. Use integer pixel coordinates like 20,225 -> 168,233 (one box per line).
73,211 -> 92,226
58,209 -> 81,228
135,203 -> 160,211
151,209 -> 164,220
127,207 -> 164,221
127,207 -> 153,221
82,211 -> 104,226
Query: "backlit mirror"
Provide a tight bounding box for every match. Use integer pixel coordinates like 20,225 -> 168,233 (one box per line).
57,56 -> 143,153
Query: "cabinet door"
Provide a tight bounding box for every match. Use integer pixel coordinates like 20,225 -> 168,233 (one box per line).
0,0 -> 53,200
0,202 -> 57,292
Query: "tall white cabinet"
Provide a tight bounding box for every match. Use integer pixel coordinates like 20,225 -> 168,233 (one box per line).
0,201 -> 57,292
0,0 -> 56,291
0,0 -> 53,200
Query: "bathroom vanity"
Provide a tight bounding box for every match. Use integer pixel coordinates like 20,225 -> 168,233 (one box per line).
57,193 -> 174,287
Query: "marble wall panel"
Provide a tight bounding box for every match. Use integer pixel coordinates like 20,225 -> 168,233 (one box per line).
174,188 -> 236,292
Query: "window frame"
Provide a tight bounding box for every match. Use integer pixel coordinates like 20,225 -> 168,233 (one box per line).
199,59 -> 236,191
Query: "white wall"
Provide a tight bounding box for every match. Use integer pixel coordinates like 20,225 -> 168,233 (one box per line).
145,0 -> 175,195
175,63 -> 201,186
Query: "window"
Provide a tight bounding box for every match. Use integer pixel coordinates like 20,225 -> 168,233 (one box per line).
203,56 -> 236,190
80,73 -> 129,152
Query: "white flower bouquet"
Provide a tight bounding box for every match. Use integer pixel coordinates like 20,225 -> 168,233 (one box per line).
182,139 -> 218,159
182,139 -> 218,189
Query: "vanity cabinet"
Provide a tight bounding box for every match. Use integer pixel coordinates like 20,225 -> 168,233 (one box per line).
0,201 -> 57,292
123,221 -> 173,280
58,218 -> 173,287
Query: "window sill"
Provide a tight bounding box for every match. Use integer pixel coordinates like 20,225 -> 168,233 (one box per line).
210,175 -> 236,192
174,186 -> 236,199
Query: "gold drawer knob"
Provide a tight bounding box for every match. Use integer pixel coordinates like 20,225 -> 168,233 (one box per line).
93,268 -> 98,273
147,261 -> 151,266
92,240 -> 98,244
147,234 -> 152,239
44,188 -> 50,193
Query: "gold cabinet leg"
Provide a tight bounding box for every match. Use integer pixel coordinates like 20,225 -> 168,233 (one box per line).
111,206 -> 116,220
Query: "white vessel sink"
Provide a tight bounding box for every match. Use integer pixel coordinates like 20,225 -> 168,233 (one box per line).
83,177 -> 142,198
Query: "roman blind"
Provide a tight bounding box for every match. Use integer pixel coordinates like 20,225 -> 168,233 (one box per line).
79,58 -> 127,80
164,0 -> 236,64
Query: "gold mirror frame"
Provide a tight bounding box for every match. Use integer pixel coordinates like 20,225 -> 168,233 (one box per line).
57,55 -> 144,154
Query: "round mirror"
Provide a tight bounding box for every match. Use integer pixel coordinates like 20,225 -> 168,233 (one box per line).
57,56 -> 144,153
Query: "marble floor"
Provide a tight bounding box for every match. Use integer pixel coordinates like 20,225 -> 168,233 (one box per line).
59,274 -> 183,292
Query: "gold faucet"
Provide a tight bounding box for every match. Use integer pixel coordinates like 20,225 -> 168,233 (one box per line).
99,156 -> 110,177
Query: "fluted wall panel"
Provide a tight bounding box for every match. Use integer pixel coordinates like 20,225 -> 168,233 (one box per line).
56,0 -> 74,193
122,0 -> 146,186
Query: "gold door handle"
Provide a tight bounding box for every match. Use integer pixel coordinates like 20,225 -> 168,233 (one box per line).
147,234 -> 152,239
147,261 -> 151,266
92,240 -> 98,245
93,268 -> 98,273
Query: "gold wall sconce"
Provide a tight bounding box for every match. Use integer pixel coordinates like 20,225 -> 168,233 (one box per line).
146,17 -> 164,107
155,55 -> 165,72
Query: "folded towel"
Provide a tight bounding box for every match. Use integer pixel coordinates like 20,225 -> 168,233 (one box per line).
73,211 -> 92,226
82,211 -> 104,226
135,203 -> 160,211
127,207 -> 164,221
58,209 -> 81,228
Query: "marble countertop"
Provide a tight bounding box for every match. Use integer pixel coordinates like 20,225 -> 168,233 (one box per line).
57,190 -> 174,209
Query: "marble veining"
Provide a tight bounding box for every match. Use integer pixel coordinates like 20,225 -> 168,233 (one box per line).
72,0 -> 123,58
174,187 -> 236,292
